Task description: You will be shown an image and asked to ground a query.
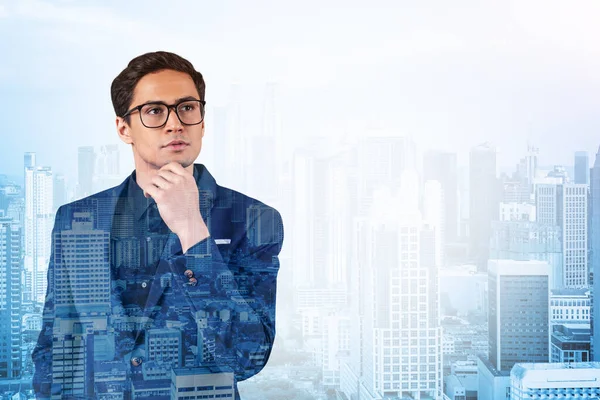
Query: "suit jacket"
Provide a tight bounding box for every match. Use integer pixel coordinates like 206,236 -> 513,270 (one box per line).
31,163 -> 284,400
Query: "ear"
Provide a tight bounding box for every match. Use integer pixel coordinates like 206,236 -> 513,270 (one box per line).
201,120 -> 205,138
116,117 -> 133,145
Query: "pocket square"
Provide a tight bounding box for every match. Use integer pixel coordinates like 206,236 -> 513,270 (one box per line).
215,238 -> 231,244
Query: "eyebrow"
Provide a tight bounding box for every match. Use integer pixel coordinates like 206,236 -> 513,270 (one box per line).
141,95 -> 199,105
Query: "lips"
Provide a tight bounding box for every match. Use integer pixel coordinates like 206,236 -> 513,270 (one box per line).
164,140 -> 188,147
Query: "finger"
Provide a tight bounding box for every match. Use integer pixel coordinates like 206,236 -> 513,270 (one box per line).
143,184 -> 160,199
157,169 -> 182,184
151,174 -> 171,190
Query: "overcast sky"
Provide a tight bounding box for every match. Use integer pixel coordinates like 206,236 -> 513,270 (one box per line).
1,0 -> 600,182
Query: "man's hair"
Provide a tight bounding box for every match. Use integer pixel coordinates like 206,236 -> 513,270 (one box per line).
111,51 -> 206,124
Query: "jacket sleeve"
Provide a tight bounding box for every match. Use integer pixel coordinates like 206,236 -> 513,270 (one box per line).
167,207 -> 284,382
31,205 -> 63,399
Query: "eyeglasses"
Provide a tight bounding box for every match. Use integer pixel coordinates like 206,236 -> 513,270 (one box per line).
122,98 -> 206,128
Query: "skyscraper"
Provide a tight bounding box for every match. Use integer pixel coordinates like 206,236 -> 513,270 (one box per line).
0,216 -> 21,379
423,151 -> 458,245
469,143 -> 500,271
536,183 -> 588,288
24,162 -> 53,303
478,260 -> 550,400
341,174 -> 443,399
574,151 -> 590,185
488,259 -> 550,371
77,146 -> 95,199
589,146 -> 600,359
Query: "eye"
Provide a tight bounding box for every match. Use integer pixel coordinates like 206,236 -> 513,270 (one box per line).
178,102 -> 197,112
147,107 -> 164,115
142,104 -> 166,115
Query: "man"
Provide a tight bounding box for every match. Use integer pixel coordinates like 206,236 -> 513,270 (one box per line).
32,51 -> 284,400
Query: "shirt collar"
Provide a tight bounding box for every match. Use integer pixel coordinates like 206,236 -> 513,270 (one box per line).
126,163 -> 215,221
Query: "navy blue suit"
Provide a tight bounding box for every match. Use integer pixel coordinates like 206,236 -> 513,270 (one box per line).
32,163 -> 284,399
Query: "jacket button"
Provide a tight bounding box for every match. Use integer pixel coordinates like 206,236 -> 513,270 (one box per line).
184,269 -> 194,279
131,356 -> 143,367
141,281 -> 148,288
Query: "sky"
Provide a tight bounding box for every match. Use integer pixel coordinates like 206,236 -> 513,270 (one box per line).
1,0 -> 600,182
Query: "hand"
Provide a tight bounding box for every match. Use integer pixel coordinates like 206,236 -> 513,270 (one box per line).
142,162 -> 210,252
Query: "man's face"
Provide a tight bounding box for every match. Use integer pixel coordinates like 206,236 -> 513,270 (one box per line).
116,69 -> 204,172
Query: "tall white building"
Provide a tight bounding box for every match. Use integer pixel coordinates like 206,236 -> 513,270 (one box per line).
511,362 -> 600,399
24,162 -> 53,303
536,183 -> 588,288
423,180 -> 444,268
342,174 -> 443,400
563,184 -> 588,288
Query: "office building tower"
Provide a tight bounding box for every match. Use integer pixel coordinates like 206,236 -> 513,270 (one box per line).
536,183 -> 588,288
24,163 -> 53,303
53,173 -> 67,212
478,260 -> 550,400
77,146 -> 95,198
590,146 -> 600,360
54,211 -> 111,316
423,180 -> 444,267
469,142 -> 500,271
574,151 -> 590,185
0,217 -> 21,379
341,175 -> 443,399
488,260 -> 550,370
423,151 -> 459,244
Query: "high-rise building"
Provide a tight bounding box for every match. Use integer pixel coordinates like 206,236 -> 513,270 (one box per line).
341,174 -> 443,399
590,146 -> 600,360
563,184 -> 588,288
469,143 -> 500,271
53,173 -> 67,212
292,142 -> 353,289
488,260 -> 550,371
24,162 -> 53,303
53,211 -> 111,316
77,146 -> 95,198
423,151 -> 459,244
0,217 -> 21,379
478,260 -> 550,400
574,151 -> 590,185
536,183 -> 588,288
423,180 -> 444,267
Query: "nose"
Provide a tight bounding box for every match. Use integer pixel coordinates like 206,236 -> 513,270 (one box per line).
164,106 -> 183,131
